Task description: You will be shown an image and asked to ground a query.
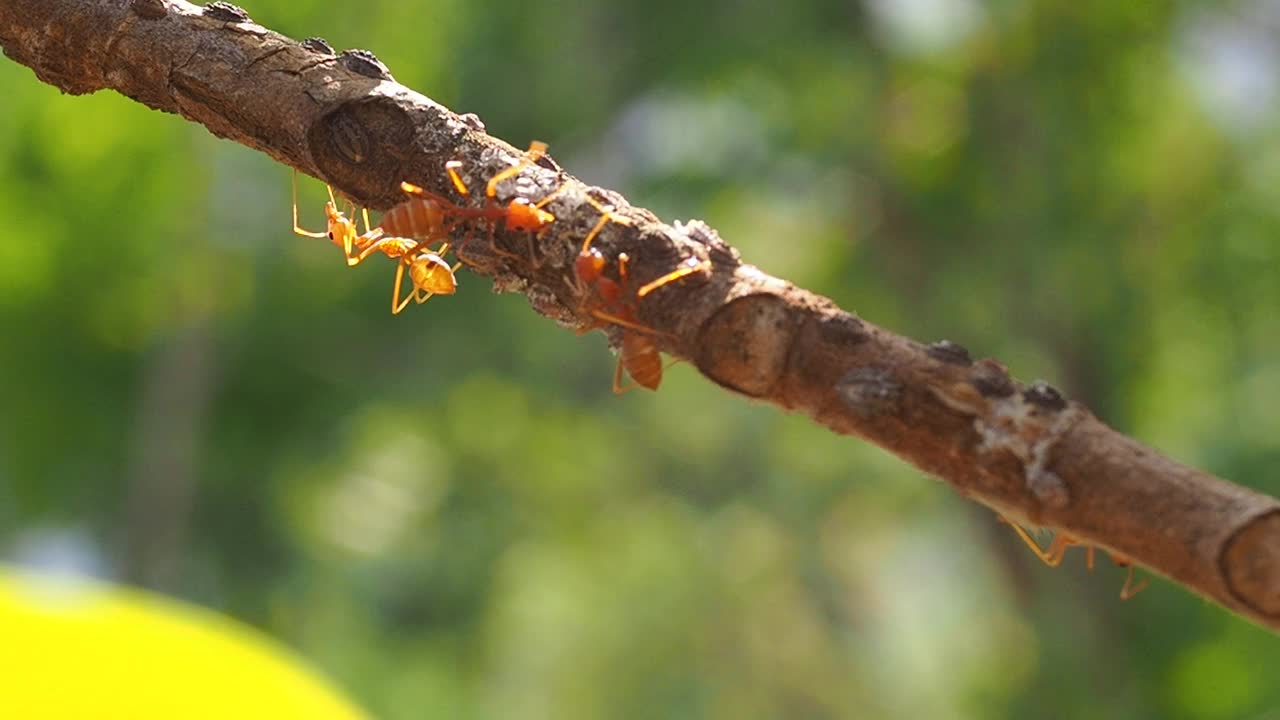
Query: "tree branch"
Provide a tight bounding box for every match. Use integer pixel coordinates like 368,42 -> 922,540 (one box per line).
3,0 -> 1277,632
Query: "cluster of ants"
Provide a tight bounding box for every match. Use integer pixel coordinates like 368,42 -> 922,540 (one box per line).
293,141 -> 707,393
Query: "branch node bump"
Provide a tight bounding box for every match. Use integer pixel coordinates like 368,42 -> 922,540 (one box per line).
459,113 -> 486,132
339,49 -> 394,81
1024,380 -> 1067,412
970,359 -> 1016,399
131,0 -> 167,20
202,1 -> 250,23
1222,509 -> 1280,617
301,37 -> 335,56
927,339 -> 974,367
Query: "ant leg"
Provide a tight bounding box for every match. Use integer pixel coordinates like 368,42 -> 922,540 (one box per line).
489,231 -> 523,261
612,356 -> 639,394
533,183 -> 568,211
1113,555 -> 1149,600
445,160 -> 471,197
345,232 -> 393,267
1043,534 -> 1075,568
391,261 -> 414,315
588,309 -> 672,338
400,181 -> 470,214
1003,520 -> 1067,567
579,195 -> 632,253
1119,565 -> 1149,600
617,251 -> 631,286
342,206 -> 383,259
291,170 -> 327,238
433,213 -> 502,267
485,140 -> 549,199
636,257 -> 712,298
1084,546 -> 1096,571
593,254 -> 673,334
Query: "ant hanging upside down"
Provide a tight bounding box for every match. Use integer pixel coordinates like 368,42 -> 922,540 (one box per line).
292,173 -> 461,315
1001,517 -> 1149,600
289,141 -> 561,314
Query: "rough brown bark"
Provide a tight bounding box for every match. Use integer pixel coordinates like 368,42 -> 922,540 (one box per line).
2,0 -> 1278,631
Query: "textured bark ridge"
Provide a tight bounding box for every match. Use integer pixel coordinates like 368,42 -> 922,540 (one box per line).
2,0 -> 1278,631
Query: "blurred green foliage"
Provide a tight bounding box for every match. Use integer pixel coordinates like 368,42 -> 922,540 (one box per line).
2,0 -> 1279,718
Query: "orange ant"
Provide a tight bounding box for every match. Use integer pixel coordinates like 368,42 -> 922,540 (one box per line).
573,249 -> 668,392
1001,518 -> 1149,600
570,198 -> 710,392
291,172 -> 459,315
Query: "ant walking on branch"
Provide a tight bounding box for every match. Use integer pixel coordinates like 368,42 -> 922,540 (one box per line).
401,140 -> 559,264
570,190 -> 711,393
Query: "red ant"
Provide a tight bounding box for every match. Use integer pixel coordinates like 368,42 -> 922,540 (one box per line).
570,195 -> 710,392
1001,518 -> 1149,600
425,140 -> 560,263
573,249 -> 668,392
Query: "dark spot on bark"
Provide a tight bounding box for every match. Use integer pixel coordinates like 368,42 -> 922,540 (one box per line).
170,72 -> 223,117
309,100 -> 417,207
131,0 -> 167,20
322,110 -> 369,165
339,49 -> 394,81
836,367 -> 902,418
534,149 -> 560,173
1023,380 -> 1066,411
970,358 -> 1015,398
301,37 -> 335,55
926,339 -> 973,366
458,113 -> 486,131
203,1 -> 250,22
814,312 -> 868,351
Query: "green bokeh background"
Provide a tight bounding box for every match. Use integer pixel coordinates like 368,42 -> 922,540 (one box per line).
2,0 -> 1279,717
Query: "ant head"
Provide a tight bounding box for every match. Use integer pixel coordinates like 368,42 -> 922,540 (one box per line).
323,202 -> 356,248
505,198 -> 555,232
574,247 -> 606,284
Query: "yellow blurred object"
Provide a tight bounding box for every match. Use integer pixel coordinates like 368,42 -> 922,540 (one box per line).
0,567 -> 369,720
